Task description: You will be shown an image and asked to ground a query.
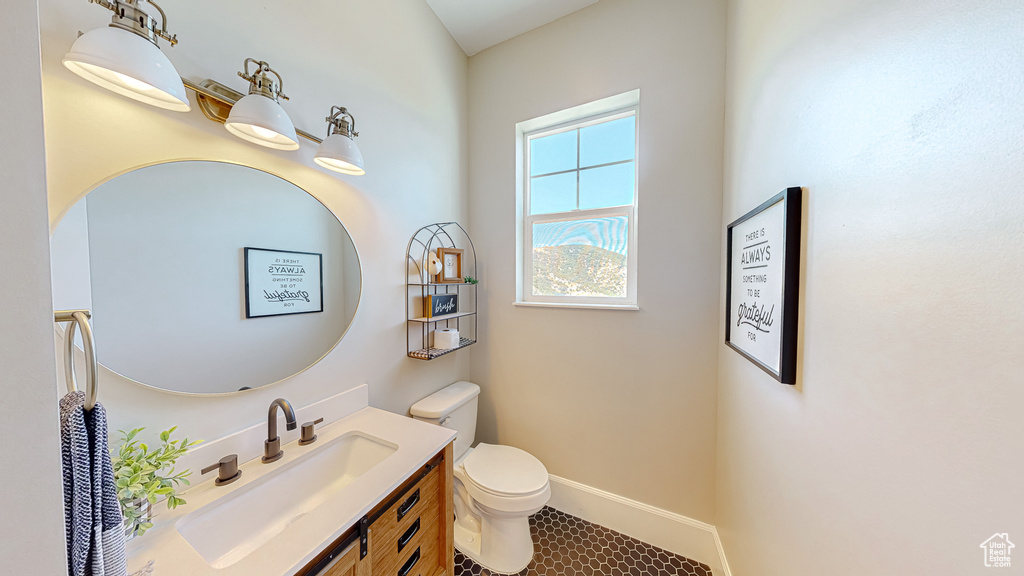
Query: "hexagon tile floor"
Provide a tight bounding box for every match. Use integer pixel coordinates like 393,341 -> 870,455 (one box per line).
453,507 -> 712,576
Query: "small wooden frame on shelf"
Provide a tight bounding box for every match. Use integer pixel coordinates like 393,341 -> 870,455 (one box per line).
436,247 -> 463,283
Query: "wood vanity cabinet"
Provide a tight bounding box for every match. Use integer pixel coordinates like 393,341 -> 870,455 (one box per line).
298,443 -> 454,576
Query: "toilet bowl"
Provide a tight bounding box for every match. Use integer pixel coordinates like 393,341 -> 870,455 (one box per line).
452,443 -> 550,572
411,382 -> 550,574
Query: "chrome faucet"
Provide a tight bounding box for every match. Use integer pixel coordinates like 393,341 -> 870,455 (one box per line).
263,398 -> 297,463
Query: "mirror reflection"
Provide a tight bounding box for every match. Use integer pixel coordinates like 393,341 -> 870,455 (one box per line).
50,161 -> 361,394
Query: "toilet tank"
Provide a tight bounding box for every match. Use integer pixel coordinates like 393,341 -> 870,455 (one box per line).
410,381 -> 480,461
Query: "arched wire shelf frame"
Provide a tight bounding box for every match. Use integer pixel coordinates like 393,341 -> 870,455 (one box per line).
406,222 -> 478,359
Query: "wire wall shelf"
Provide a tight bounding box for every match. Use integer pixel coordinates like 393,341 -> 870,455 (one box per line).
406,222 -> 477,360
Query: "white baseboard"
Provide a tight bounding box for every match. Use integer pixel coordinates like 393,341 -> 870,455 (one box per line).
546,475 -> 731,576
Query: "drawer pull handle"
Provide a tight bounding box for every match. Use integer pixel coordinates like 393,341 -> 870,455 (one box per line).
397,489 -> 420,521
397,547 -> 420,576
398,518 -> 420,552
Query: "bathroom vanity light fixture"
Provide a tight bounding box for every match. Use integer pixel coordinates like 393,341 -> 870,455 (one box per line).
62,13 -> 366,171
314,106 -> 366,175
224,59 -> 300,150
63,0 -> 190,112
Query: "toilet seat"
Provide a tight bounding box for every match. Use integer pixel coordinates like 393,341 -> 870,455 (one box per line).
462,443 -> 549,497
455,444 -> 551,516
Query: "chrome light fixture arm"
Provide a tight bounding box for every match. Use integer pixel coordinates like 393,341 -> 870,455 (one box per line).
238,58 -> 289,101
88,0 -> 178,47
325,106 -> 359,139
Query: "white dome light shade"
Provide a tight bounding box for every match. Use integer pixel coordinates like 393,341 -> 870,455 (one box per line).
224,93 -> 300,150
314,133 -> 365,175
63,27 -> 190,112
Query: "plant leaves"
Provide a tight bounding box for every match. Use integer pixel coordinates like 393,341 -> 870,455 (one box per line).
113,424 -> 199,522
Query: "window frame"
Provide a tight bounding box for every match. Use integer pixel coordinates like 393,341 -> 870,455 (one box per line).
519,104 -> 640,308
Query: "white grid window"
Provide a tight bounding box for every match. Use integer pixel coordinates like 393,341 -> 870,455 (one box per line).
521,105 -> 639,307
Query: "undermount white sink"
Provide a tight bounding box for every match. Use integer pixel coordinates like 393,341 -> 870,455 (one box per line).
176,431 -> 397,569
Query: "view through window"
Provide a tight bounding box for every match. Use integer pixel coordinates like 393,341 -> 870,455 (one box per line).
524,108 -> 638,304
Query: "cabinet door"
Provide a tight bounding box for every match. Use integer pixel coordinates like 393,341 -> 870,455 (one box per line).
319,542 -> 371,576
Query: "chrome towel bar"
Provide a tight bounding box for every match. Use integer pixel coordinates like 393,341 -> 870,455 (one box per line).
54,310 -> 98,411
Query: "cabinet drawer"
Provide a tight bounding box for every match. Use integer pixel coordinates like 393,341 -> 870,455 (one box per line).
373,517 -> 440,576
370,464 -> 440,555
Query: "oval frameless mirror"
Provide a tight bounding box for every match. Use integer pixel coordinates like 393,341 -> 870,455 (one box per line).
50,161 -> 361,394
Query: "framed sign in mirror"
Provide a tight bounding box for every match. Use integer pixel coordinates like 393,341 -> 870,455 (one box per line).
725,187 -> 802,384
244,248 -> 324,318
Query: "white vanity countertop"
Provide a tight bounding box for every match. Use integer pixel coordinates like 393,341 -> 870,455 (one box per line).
125,407 -> 456,576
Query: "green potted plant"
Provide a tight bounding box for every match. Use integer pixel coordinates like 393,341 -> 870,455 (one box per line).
111,426 -> 201,538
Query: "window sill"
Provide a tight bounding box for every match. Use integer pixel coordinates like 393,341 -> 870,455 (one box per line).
512,301 -> 639,311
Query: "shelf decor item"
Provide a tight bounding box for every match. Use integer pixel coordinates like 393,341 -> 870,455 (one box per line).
244,247 -> 323,318
725,187 -> 802,384
427,252 -> 443,277
112,426 -> 201,539
436,247 -> 464,283
425,293 -> 459,319
432,328 -> 460,349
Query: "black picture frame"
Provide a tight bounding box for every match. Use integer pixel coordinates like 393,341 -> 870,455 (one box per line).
244,247 -> 324,319
725,187 -> 802,384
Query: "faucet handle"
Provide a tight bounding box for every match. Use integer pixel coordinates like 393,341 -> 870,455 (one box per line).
299,417 -> 324,446
202,454 -> 242,486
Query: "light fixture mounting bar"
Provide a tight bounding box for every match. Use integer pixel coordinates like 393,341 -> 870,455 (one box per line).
181,78 -> 322,144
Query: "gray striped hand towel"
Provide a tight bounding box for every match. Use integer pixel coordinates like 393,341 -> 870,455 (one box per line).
60,391 -> 128,576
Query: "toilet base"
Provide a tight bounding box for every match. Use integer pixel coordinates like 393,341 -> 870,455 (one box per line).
453,512 -> 535,574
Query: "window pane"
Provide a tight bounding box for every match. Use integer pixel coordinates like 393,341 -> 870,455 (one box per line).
579,115 -> 635,168
530,172 -> 576,215
532,216 -> 628,297
579,162 -> 634,210
530,130 -> 577,176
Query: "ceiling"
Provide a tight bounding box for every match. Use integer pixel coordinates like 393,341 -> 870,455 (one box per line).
425,0 -> 599,56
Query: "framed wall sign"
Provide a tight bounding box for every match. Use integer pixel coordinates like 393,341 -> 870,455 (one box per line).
725,187 -> 802,384
244,247 -> 324,318
436,247 -> 464,283
424,293 -> 459,319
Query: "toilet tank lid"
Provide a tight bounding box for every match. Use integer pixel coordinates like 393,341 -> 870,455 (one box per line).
410,381 -> 481,419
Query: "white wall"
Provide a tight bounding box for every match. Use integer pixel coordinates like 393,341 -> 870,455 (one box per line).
717,0 -> 1024,574
0,1 -> 68,574
468,0 -> 726,522
50,197 -> 93,313
38,0 -> 469,443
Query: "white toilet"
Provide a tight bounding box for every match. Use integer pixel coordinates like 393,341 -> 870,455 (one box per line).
411,381 -> 550,574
